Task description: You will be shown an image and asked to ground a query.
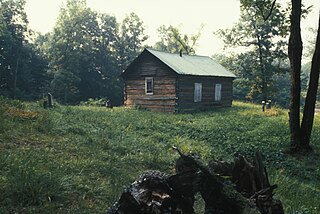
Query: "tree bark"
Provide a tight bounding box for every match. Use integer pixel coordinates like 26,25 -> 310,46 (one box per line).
13,54 -> 20,100
288,0 -> 303,149
300,13 -> 320,150
257,35 -> 268,102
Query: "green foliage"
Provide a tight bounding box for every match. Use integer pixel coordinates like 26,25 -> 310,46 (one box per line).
216,0 -> 290,102
116,12 -> 148,70
80,98 -> 107,107
0,0 -> 150,105
0,98 -> 319,212
153,24 -> 203,54
270,161 -> 320,213
213,53 -> 290,107
50,69 -> 81,104
43,2 -> 147,105
0,0 -> 48,100
45,0 -> 117,104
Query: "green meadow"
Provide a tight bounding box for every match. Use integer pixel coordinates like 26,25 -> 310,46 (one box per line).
0,97 -> 319,213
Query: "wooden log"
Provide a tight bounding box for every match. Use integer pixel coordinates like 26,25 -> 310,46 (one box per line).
173,147 -> 259,214
107,149 -> 283,214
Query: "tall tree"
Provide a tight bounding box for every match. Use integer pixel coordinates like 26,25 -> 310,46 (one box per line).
0,0 -> 28,98
153,25 -> 202,54
0,0 -> 47,100
289,0 -> 320,151
288,0 -> 303,149
96,14 -> 122,104
214,51 -> 289,104
47,0 -> 97,103
217,0 -> 289,102
116,12 -> 148,71
45,0 -> 119,104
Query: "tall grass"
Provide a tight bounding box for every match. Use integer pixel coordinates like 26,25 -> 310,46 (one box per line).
0,97 -> 319,213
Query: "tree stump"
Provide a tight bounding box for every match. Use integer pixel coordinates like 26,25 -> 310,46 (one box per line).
107,149 -> 283,214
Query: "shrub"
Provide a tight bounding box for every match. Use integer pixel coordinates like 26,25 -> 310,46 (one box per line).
80,98 -> 107,107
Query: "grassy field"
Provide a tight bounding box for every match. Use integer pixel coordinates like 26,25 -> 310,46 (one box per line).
0,97 -> 319,213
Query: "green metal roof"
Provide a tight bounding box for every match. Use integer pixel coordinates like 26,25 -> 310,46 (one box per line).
146,48 -> 236,78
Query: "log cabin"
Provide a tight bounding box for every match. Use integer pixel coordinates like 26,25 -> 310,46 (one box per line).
121,48 -> 236,113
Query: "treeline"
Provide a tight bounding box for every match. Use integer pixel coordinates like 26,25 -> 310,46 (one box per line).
0,0 -> 149,105
213,0 -> 317,108
0,0 -> 206,105
1,0 -> 317,107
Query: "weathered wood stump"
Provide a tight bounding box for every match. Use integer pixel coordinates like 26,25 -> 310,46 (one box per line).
107,149 -> 283,214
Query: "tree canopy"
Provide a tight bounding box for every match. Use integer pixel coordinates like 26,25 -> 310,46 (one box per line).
2,0 -> 318,115
0,0 -> 48,99
116,12 -> 148,71
0,0 -> 150,105
216,0 -> 290,104
39,1 -> 148,104
45,0 -> 117,103
153,25 -> 202,54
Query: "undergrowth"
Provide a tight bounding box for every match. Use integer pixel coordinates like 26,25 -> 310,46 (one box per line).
0,97 -> 319,213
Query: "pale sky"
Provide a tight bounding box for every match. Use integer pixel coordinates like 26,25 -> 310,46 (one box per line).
25,0 -> 320,57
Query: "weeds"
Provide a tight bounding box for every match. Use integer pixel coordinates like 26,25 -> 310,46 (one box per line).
0,98 -> 319,213
0,150 -> 72,209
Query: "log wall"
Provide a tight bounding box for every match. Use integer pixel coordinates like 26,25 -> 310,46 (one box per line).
123,54 -> 178,112
123,51 -> 234,113
176,76 -> 233,112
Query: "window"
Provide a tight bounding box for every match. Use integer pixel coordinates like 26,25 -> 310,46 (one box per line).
194,83 -> 202,102
215,83 -> 222,101
145,77 -> 153,95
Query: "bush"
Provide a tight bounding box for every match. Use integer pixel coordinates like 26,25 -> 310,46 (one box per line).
80,98 -> 107,107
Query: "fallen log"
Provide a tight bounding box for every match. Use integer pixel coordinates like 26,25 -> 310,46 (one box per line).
107,149 -> 283,214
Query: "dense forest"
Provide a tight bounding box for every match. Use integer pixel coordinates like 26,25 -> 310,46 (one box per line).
1,0 -> 149,105
0,0 -> 207,106
1,0 -> 317,107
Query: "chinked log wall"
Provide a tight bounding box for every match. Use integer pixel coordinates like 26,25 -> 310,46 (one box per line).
124,52 -> 234,113
124,55 -> 178,112
177,76 -> 233,112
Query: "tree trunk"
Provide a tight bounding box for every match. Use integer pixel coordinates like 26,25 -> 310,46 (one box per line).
257,35 -> 268,102
288,0 -> 303,150
300,14 -> 320,150
13,55 -> 20,100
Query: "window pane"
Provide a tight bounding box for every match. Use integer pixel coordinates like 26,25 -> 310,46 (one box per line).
145,78 -> 153,94
194,83 -> 202,102
215,84 -> 222,101
147,81 -> 152,92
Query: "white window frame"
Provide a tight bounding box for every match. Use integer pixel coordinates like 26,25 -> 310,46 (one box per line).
194,83 -> 202,103
145,77 -> 154,95
215,83 -> 222,102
